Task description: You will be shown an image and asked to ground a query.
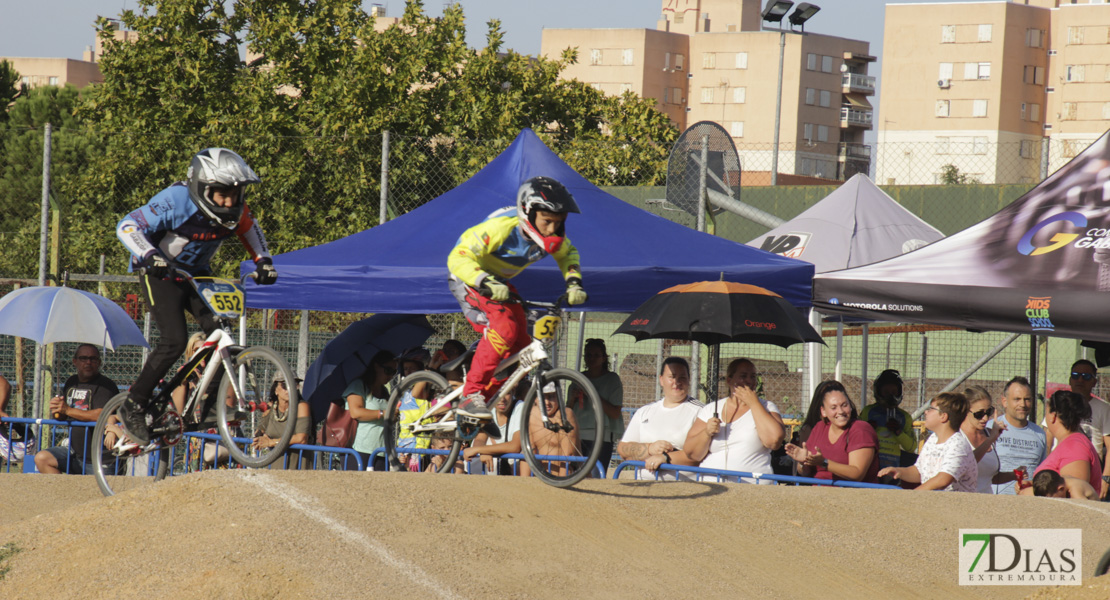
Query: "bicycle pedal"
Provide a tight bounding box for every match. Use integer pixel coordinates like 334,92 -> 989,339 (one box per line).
457,415 -> 485,426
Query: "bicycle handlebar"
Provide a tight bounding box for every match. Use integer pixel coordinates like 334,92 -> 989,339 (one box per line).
476,288 -> 568,311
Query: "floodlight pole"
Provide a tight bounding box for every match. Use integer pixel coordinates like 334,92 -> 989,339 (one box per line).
771,29 -> 785,186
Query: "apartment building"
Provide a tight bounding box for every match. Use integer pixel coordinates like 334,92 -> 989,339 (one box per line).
541,0 -> 876,181
878,0 -> 1110,185
1,57 -> 102,90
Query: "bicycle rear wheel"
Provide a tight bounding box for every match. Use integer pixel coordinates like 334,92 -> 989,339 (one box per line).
92,393 -> 170,497
520,367 -> 603,488
383,370 -> 463,473
216,346 -> 298,469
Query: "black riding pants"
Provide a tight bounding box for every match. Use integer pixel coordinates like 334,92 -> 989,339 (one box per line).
129,273 -> 218,405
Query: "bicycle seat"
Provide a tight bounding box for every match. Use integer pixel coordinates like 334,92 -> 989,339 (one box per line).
439,348 -> 474,375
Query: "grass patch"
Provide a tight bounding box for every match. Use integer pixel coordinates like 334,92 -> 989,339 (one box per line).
0,543 -> 22,580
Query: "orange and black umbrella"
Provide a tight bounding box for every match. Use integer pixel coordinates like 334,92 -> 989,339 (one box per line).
615,281 -> 825,348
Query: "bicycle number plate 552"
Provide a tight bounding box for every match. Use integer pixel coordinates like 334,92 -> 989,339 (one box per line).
532,315 -> 561,341
195,278 -> 245,319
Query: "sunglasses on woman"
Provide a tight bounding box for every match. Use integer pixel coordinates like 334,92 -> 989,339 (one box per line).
972,407 -> 994,420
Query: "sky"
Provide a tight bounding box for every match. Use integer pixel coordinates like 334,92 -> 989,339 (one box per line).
1,0 -> 997,143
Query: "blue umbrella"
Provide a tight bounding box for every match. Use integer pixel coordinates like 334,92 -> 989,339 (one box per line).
303,313 -> 435,423
0,286 -> 149,351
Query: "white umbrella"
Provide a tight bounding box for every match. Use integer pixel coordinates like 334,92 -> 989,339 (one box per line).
0,286 -> 149,350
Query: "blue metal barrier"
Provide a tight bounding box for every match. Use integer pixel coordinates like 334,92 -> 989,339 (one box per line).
0,417 -> 101,475
183,432 -> 364,472
370,447 -> 606,478
610,460 -> 902,490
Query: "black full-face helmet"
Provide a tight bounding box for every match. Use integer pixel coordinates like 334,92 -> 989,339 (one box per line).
873,369 -> 904,406
515,176 -> 580,254
186,148 -> 261,229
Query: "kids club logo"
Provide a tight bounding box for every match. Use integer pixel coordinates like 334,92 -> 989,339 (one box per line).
1016,212 -> 1088,256
959,529 -> 1081,586
1025,296 -> 1054,332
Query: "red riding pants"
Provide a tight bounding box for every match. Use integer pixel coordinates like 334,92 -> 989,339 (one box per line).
461,286 -> 530,398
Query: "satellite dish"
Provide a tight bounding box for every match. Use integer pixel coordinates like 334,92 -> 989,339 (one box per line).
665,121 -> 742,219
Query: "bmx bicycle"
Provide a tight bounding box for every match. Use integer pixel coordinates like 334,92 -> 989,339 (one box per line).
91,273 -> 298,496
382,294 -> 604,488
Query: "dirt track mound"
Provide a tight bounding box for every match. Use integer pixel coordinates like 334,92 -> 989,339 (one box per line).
0,471 -> 1107,599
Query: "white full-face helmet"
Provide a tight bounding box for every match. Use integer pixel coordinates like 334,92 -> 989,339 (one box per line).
186,148 -> 261,229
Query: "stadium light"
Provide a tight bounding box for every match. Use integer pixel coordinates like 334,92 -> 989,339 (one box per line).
788,3 -> 821,30
760,0 -> 794,24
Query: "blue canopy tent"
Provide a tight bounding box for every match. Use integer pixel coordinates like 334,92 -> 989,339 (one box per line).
241,129 -> 814,312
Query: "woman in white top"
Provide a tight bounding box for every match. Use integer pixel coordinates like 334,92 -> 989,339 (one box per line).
683,358 -> 785,483
961,385 -> 1006,494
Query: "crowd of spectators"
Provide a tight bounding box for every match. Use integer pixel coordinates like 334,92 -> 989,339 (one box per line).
4,338 -> 1107,504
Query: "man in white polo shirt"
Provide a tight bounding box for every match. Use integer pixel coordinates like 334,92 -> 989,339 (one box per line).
618,356 -> 704,481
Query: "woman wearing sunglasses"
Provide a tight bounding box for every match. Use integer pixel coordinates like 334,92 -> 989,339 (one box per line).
343,350 -> 397,471
960,386 -> 1006,494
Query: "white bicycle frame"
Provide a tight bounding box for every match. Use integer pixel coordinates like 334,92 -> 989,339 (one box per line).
406,338 -> 550,436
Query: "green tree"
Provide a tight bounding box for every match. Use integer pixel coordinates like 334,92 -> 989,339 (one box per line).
939,164 -> 980,185
0,85 -> 103,279
0,60 -> 22,122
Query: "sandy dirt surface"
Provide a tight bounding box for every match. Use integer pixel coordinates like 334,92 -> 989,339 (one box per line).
0,471 -> 1107,599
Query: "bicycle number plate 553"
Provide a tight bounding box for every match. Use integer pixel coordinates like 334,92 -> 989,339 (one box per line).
195,278 -> 245,319
532,315 -> 560,341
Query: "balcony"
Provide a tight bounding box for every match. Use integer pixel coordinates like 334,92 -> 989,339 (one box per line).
837,143 -> 872,161
842,72 -> 875,94
840,106 -> 873,129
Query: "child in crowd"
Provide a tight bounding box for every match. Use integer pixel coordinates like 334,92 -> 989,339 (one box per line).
1031,468 -> 1098,500
878,392 -> 978,492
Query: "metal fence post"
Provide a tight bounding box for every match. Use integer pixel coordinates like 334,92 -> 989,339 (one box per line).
380,130 -> 390,225
33,123 -> 52,422
1039,137 -> 1051,181
297,309 -> 310,378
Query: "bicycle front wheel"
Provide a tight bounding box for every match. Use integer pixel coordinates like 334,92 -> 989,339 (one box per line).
520,367 -> 603,488
92,393 -> 170,497
383,370 -> 462,474
216,346 -> 298,469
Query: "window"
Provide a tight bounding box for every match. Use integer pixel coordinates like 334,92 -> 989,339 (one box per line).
1103,102 -> 1110,120
20,76 -> 29,86
819,90 -> 831,108
673,87 -> 683,102
978,24 -> 992,42
964,62 -> 990,80
807,53 -> 818,70
804,123 -> 814,141
664,52 -> 670,70
732,87 -> 746,103
622,49 -> 634,66
1024,65 -> 1045,85
674,13 -> 684,24
973,137 -> 988,155
589,49 -> 602,66
939,62 -> 953,81
936,137 -> 950,154
1020,140 -> 1035,159
805,88 -> 816,105
703,52 -> 716,69
589,83 -> 602,91
1068,26 -> 1083,45
936,100 -> 950,117
48,76 -> 58,86
735,52 -> 748,69
1062,102 -> 1077,120
972,99 -> 988,117
619,83 -> 632,94
817,125 -> 829,143
1021,103 -> 1027,121
941,25 -> 955,43
1030,103 -> 1041,122
730,121 -> 744,138
1026,28 -> 1043,48
1066,65 -> 1085,82
675,54 -> 684,70
821,56 -> 833,73
663,88 -> 670,104
701,87 -> 715,103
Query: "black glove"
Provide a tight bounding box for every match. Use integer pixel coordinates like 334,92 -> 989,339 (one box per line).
254,256 -> 278,285
141,253 -> 170,279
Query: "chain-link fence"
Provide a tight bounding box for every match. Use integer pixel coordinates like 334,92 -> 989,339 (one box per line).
0,126 -> 1100,424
